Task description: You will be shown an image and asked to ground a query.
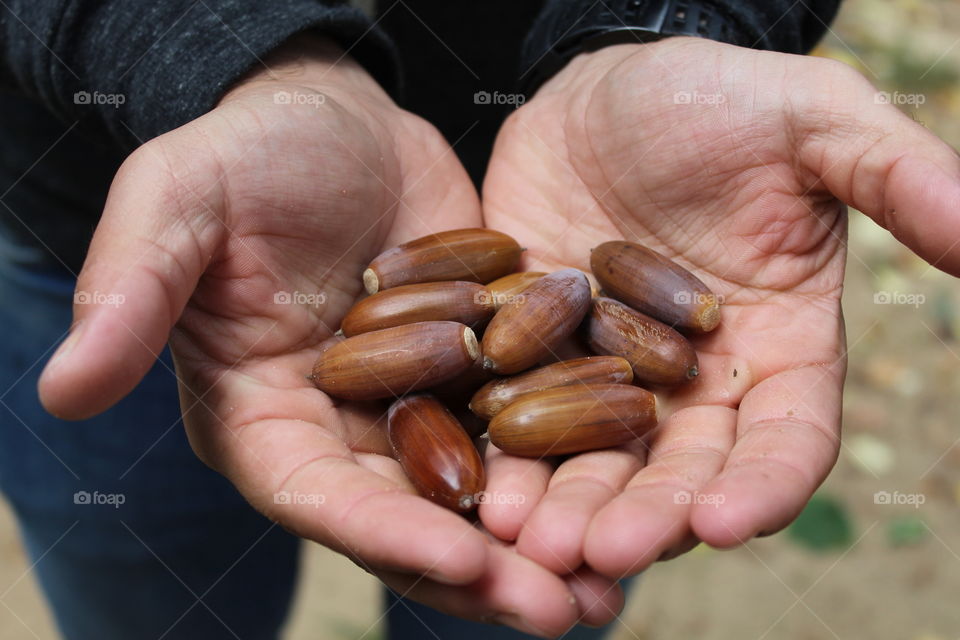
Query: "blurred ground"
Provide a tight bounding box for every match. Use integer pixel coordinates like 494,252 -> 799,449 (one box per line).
1,0 -> 959,638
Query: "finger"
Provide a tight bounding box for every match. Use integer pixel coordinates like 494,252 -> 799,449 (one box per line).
217,418 -> 487,585
794,61 -> 960,274
691,364 -> 842,548
563,566 -> 625,628
354,452 -> 413,487
657,531 -> 701,561
38,145 -> 223,420
584,405 -> 736,578
183,366 -> 487,585
478,444 -> 553,541
516,444 -> 645,574
378,544 -> 580,638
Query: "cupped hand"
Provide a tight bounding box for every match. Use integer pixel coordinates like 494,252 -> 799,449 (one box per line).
35,36 -> 616,636
480,37 -> 960,578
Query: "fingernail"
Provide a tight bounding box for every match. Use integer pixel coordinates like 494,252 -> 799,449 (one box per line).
491,613 -> 549,638
47,322 -> 86,371
427,571 -> 465,586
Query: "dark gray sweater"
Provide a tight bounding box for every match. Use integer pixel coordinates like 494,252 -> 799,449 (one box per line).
0,0 -> 839,274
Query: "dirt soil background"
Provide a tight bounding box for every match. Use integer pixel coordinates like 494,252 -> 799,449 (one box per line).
2,0 -> 959,638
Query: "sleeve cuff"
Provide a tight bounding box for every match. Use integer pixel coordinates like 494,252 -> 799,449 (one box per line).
52,1 -> 399,149
520,0 -> 840,95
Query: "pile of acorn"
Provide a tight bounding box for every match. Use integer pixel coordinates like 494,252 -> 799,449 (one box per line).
310,229 -> 720,513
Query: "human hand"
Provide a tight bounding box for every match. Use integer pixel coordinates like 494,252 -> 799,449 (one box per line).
36,36 -> 620,635
480,37 -> 960,578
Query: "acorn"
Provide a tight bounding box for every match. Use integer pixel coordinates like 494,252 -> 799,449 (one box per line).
590,240 -> 720,332
485,271 -> 546,310
488,383 -> 658,457
481,268 -> 592,375
470,356 -> 633,420
364,228 -> 522,294
585,297 -> 699,386
341,281 -> 495,337
388,395 -> 485,512
311,321 -> 479,400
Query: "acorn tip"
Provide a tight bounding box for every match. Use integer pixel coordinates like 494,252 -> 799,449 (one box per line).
362,268 -> 379,295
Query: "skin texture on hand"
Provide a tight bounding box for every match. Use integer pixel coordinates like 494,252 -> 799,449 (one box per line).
35,36 -> 622,636
480,37 -> 960,579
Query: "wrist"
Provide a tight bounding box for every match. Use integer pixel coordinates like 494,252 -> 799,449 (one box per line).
520,0 -> 747,97
218,33 -> 393,108
534,44 -> 641,99
534,37 -> 702,99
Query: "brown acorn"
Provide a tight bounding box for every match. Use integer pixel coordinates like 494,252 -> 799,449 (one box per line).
488,384 -> 658,457
341,281 -> 496,337
388,395 -> 485,512
585,297 -> 699,386
364,228 -> 522,294
312,321 -> 479,400
307,334 -> 347,384
481,268 -> 592,375
470,356 -> 633,420
590,240 -> 720,332
485,272 -> 546,310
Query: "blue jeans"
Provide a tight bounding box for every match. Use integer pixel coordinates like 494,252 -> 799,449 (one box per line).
0,245 -> 615,639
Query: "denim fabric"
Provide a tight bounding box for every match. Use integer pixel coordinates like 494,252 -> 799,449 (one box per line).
0,247 -> 300,639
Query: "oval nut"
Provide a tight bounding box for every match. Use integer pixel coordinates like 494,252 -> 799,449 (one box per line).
481,268 -> 592,375
591,240 -> 720,332
388,395 -> 485,512
585,297 -> 699,386
470,356 -> 633,420
341,281 -> 495,337
312,321 -> 479,400
488,383 -> 658,457
364,228 -> 522,294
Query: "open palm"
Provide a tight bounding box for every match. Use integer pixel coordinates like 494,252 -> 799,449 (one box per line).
37,43 -> 619,635
480,37 -> 960,578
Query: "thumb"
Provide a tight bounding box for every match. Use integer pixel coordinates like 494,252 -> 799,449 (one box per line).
794,62 -> 960,275
39,145 -> 224,420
